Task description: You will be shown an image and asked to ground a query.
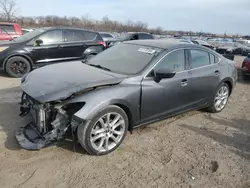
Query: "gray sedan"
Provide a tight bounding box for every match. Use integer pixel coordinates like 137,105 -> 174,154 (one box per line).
17,39 -> 237,155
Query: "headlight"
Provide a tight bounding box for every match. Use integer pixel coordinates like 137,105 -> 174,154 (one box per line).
0,46 -> 9,52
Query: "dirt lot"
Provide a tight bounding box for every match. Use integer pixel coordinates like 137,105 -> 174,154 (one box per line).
0,56 -> 250,188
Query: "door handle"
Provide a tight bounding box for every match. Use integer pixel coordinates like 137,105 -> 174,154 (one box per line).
215,70 -> 221,76
58,45 -> 63,48
181,79 -> 188,87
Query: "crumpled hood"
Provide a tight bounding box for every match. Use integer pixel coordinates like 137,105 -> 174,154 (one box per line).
21,61 -> 126,103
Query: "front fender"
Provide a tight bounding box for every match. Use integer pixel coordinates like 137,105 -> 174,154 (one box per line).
66,85 -> 141,125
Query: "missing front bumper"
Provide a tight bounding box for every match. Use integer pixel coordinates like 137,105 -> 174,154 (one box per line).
16,123 -> 57,150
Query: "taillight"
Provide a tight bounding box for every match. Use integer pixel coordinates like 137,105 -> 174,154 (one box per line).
242,58 -> 250,71
98,41 -> 106,47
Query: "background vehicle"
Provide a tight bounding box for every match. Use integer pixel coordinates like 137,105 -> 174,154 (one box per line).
99,32 -> 115,47
17,40 -> 237,155
104,32 -> 154,48
21,28 -> 35,35
0,27 -> 105,77
0,22 -> 22,41
241,54 -> 250,79
192,39 -> 215,49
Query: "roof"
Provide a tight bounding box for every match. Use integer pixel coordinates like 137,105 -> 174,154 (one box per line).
41,27 -> 98,33
124,39 -> 196,49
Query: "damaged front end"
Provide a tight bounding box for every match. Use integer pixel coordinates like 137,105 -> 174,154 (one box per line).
16,93 -> 83,150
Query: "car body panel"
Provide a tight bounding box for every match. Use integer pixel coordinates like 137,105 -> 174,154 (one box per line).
21,61 -> 127,103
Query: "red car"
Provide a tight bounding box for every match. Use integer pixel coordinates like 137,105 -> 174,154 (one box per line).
0,22 -> 22,41
242,54 -> 250,79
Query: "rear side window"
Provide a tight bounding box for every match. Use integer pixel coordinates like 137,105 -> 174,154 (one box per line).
190,50 -> 210,68
0,24 -> 15,34
38,30 -> 63,44
82,31 -> 97,41
65,30 -> 85,42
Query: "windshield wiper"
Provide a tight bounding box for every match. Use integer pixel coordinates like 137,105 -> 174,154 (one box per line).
88,64 -> 111,71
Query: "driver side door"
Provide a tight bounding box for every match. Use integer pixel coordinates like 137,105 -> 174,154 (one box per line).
140,49 -> 192,123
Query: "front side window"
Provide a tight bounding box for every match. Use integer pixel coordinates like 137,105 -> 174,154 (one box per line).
190,50 -> 210,69
154,50 -> 185,72
38,30 -> 63,44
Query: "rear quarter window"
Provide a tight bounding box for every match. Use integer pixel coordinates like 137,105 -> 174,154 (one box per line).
82,31 -> 97,41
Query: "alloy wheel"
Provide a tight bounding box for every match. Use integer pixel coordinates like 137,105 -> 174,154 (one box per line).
214,85 -> 229,111
90,112 -> 126,152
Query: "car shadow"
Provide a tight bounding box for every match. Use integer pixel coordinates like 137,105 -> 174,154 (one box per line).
0,86 -> 24,150
0,70 -> 9,78
179,116 -> 250,161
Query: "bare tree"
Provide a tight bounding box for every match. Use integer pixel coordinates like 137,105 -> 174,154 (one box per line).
0,0 -> 17,22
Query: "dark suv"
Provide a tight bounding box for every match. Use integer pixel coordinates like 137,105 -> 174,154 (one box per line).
104,32 -> 154,48
0,27 -> 106,77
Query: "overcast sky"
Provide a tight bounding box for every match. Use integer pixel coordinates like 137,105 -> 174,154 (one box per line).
16,0 -> 250,35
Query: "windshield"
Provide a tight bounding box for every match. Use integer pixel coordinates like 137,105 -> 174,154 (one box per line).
15,29 -> 47,43
118,33 -> 133,40
87,43 -> 162,75
100,33 -> 113,38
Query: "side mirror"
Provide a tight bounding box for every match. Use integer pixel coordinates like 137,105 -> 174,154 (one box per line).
153,68 -> 176,83
34,39 -> 43,46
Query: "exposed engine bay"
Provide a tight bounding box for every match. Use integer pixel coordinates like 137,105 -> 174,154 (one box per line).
16,92 -> 83,150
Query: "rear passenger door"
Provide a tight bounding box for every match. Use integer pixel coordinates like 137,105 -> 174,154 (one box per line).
62,29 -> 87,59
188,49 -> 221,107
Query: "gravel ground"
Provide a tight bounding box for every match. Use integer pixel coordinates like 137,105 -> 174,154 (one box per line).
0,56 -> 250,188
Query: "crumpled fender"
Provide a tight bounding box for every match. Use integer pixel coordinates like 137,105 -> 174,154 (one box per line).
65,84 -> 141,125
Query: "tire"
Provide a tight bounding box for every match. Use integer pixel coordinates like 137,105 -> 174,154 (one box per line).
207,83 -> 230,113
5,56 -> 31,78
77,105 -> 129,155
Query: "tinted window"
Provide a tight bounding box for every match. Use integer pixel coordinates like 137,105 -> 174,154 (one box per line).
191,50 -> 210,68
88,43 -> 162,75
139,33 -> 154,39
209,54 -> 215,64
38,30 -> 63,44
65,30 -> 85,42
83,31 -> 97,40
0,24 -> 15,34
155,50 -> 185,72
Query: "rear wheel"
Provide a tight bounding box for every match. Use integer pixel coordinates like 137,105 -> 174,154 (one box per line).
207,83 -> 229,113
77,105 -> 129,155
5,56 -> 31,78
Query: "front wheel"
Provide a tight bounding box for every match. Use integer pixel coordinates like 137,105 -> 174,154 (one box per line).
77,105 -> 129,155
207,83 -> 230,113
